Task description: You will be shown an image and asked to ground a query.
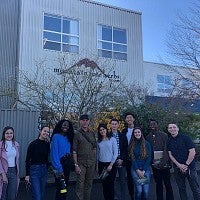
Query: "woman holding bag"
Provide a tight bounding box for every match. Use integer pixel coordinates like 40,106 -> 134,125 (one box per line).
97,123 -> 118,200
0,126 -> 20,200
128,127 -> 151,200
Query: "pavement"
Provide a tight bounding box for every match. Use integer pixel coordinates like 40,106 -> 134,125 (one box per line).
17,170 -> 199,200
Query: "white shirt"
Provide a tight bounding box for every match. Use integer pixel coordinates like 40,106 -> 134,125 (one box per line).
5,141 -> 16,167
126,128 -> 133,145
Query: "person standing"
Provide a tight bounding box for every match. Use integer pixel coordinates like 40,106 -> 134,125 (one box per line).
121,112 -> 135,200
146,120 -> 174,200
25,126 -> 50,200
167,123 -> 200,200
73,114 -> 96,200
0,126 -> 20,200
97,123 -> 118,200
110,118 -> 127,200
50,119 -> 74,200
128,127 -> 151,200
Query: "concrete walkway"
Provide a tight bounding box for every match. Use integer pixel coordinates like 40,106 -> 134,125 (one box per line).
17,171 -> 199,200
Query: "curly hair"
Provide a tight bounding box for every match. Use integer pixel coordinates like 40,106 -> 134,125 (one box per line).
51,119 -> 74,145
128,127 -> 148,160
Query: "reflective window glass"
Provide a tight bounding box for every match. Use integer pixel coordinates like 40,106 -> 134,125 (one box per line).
43,31 -> 61,42
113,44 -> 127,52
44,41 -> 61,51
43,13 -> 79,53
63,19 -> 70,34
44,15 -> 61,32
70,20 -> 79,35
98,25 -> 127,60
98,50 -> 112,58
113,28 -> 126,43
62,44 -> 79,53
98,41 -> 112,50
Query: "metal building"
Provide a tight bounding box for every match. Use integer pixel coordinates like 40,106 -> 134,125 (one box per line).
0,0 -> 143,109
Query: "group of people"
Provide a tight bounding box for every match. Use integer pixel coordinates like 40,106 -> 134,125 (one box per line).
0,113 -> 200,200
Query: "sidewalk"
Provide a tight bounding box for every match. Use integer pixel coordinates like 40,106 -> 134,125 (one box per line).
17,171 -> 198,200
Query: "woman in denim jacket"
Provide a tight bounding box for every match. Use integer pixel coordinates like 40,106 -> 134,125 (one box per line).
128,127 -> 151,200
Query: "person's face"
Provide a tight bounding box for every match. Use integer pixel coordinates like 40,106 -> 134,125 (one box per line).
125,115 -> 135,126
4,129 -> 14,141
80,119 -> 90,129
99,127 -> 107,137
110,121 -> 119,132
134,128 -> 142,140
149,121 -> 158,131
168,124 -> 179,137
39,127 -> 50,140
61,121 -> 69,132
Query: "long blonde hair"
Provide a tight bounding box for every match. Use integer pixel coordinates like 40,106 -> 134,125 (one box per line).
128,127 -> 148,160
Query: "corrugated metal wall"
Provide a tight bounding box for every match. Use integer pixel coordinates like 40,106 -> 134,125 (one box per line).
0,0 -> 21,109
0,109 -> 40,177
18,0 -> 144,86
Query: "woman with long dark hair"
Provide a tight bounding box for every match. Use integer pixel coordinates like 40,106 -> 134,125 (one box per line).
0,126 -> 20,200
97,123 -> 118,200
25,126 -> 50,200
128,127 -> 151,200
50,119 -> 74,200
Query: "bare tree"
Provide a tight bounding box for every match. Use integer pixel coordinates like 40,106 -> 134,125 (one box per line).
166,0 -> 200,98
19,54 -> 121,122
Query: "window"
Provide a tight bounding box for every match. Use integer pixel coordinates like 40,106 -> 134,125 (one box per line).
157,75 -> 172,93
43,13 -> 79,53
98,25 -> 127,61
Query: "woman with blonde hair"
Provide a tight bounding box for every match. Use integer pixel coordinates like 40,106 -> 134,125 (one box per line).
128,127 -> 151,200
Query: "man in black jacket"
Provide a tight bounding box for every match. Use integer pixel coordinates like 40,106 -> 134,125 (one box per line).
146,120 -> 174,200
110,118 -> 127,200
121,113 -> 135,200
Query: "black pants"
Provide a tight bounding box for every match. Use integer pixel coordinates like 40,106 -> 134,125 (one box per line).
98,162 -> 117,200
152,167 -> 174,200
55,155 -> 72,200
126,160 -> 134,199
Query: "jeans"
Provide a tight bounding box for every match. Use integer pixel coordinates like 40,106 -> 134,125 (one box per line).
98,162 -> 117,200
174,167 -> 200,200
1,167 -> 18,200
30,164 -> 47,200
131,168 -> 151,200
152,167 -> 174,200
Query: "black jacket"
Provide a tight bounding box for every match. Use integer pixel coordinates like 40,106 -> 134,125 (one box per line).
110,130 -> 128,165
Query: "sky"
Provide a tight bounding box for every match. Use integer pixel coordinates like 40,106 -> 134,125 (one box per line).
96,0 -> 194,64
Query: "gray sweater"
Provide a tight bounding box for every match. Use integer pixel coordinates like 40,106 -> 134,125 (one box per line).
97,137 -> 118,164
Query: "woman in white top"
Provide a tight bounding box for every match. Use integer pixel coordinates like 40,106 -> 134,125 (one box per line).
0,126 -> 20,200
97,123 -> 118,200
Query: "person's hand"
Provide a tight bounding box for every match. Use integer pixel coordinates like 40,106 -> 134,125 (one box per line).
178,163 -> 188,173
136,170 -> 144,178
75,166 -> 81,175
107,164 -> 113,172
117,159 -> 123,167
1,173 -> 8,184
25,176 -> 30,184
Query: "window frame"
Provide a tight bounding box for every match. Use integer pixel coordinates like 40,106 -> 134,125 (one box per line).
43,13 -> 79,53
97,24 -> 127,61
